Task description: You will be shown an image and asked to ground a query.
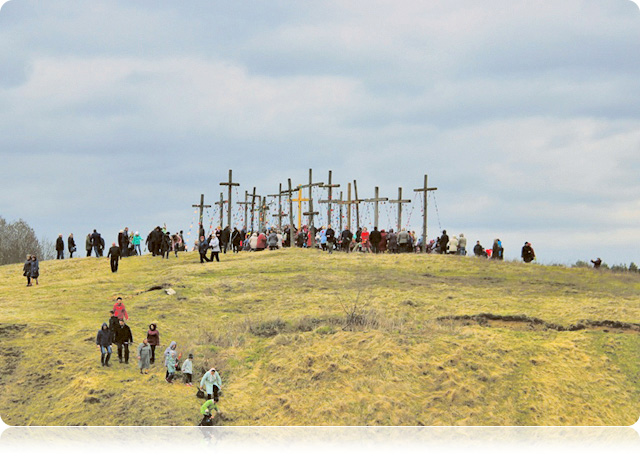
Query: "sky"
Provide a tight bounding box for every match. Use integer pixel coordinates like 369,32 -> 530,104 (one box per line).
1,0 -> 639,264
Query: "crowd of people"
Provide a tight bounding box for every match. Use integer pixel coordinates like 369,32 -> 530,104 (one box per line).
95,296 -> 223,425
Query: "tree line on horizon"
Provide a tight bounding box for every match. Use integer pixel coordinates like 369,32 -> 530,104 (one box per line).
0,215 -> 54,265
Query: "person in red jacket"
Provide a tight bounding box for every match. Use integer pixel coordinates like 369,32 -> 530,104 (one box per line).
256,232 -> 267,251
113,297 -> 129,321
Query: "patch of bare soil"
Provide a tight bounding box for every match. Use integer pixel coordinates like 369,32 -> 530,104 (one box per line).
437,313 -> 640,334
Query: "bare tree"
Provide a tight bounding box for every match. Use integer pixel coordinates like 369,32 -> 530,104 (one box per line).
0,216 -> 45,265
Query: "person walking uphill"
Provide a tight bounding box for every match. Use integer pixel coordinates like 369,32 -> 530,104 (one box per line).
200,367 -> 222,402
107,243 -> 121,273
146,324 -> 160,364
113,297 -> 129,321
164,341 -> 177,380
114,319 -> 133,364
96,323 -> 112,366
137,339 -> 152,374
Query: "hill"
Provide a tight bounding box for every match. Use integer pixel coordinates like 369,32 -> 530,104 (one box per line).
1,249 -> 639,425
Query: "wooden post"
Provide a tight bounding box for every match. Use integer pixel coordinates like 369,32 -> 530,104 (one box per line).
365,186 -> 388,229
352,180 -> 364,229
319,170 -> 340,228
339,191 -> 344,233
191,194 -> 211,234
414,174 -> 438,253
347,182 -> 352,230
296,169 -> 323,247
214,192 -> 226,230
237,191 -> 250,231
219,169 -> 239,231
291,188 -> 309,231
268,183 -> 288,230
388,187 -> 411,232
247,187 -> 260,233
258,197 -> 270,232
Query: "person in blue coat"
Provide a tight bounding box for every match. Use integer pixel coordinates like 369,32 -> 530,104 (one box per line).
96,323 -> 112,366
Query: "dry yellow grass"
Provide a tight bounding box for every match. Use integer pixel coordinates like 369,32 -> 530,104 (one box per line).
0,248 -> 639,425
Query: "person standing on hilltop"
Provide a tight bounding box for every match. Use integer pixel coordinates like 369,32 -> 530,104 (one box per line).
387,229 -> 397,254
438,230 -> 449,255
458,234 -> 467,256
86,233 -> 92,257
325,225 -> 336,254
30,255 -> 40,285
23,254 -> 32,287
473,241 -> 485,257
68,234 -> 76,258
521,242 -> 536,263
369,227 -> 381,254
96,322 -> 112,367
90,230 -> 101,257
56,234 -> 64,259
107,242 -> 121,273
132,231 -> 142,256
146,323 -> 160,364
113,297 -> 129,321
591,258 -> 602,269
341,227 -> 353,253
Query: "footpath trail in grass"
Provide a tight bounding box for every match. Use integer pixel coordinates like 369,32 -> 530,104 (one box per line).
0,249 -> 639,425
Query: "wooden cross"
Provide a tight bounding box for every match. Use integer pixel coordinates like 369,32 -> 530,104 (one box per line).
352,180 -> 364,229
338,191 -> 344,233
237,190 -> 251,231
388,187 -> 411,232
214,192 -> 227,230
319,170 -> 340,228
247,187 -> 260,233
281,178 -> 297,245
414,174 -> 438,253
297,169 -> 324,247
258,197 -> 270,232
191,194 -> 211,234
365,186 -> 388,229
291,187 -> 309,232
268,183 -> 288,230
219,169 -> 239,230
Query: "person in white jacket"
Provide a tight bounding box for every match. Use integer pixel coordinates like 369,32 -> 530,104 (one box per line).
209,235 -> 221,262
182,353 -> 194,386
448,236 -> 458,255
200,367 -> 222,402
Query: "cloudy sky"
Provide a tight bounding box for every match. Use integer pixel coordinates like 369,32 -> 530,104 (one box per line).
1,0 -> 639,264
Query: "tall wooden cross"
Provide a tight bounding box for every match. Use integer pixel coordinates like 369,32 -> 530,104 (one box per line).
268,183 -> 288,230
192,194 -> 211,235
219,169 -> 239,230
247,187 -> 260,233
237,190 -> 251,231
291,188 -> 309,232
319,170 -> 340,227
297,169 -> 324,247
214,192 -> 227,230
388,187 -> 411,232
282,178 -> 297,245
258,197 -> 270,232
413,174 -> 438,253
338,191 -> 344,233
365,186 -> 388,229
352,180 -> 364,229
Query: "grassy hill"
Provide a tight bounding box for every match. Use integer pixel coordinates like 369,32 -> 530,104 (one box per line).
1,249 -> 639,426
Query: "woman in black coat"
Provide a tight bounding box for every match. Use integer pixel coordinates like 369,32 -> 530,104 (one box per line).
30,255 -> 40,285
23,255 -> 32,286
